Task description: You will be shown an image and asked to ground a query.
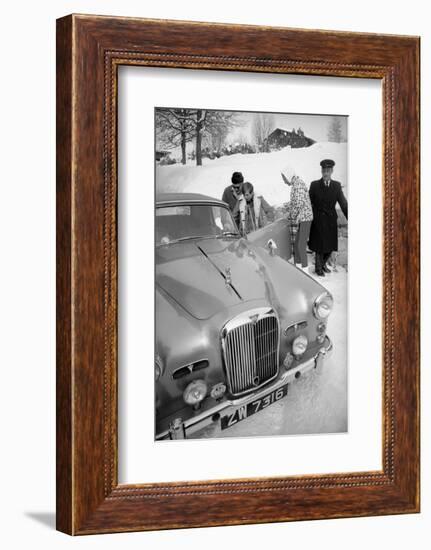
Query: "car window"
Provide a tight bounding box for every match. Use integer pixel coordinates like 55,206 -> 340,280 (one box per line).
156,204 -> 238,246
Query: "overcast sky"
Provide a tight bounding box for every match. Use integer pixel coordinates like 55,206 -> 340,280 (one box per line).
226,111 -> 348,144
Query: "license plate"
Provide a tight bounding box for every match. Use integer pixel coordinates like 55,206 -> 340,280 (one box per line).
220,384 -> 288,430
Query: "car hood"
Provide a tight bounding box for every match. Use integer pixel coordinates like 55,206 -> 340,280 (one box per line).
156,238 -> 275,320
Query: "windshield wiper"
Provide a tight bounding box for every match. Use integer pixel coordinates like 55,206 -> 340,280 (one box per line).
217,231 -> 240,238
157,232 -> 239,247
158,235 -> 212,246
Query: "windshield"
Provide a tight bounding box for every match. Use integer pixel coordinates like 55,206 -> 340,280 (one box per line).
156,203 -> 239,246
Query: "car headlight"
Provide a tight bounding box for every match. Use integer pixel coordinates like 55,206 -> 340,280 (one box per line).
155,354 -> 163,381
183,380 -> 207,406
292,334 -> 308,356
313,292 -> 333,320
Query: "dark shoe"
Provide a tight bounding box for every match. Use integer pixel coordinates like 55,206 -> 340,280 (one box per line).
315,269 -> 325,277
322,264 -> 331,273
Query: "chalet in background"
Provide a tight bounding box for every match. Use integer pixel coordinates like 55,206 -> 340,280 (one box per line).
264,127 -> 315,150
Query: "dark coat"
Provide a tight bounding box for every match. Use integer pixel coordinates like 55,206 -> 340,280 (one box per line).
222,186 -> 240,212
308,178 -> 348,253
222,185 -> 242,228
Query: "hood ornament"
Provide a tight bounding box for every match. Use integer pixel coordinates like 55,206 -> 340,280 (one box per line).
225,267 -> 232,286
266,239 -> 278,256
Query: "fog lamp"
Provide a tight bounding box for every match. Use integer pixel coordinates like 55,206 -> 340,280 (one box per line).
317,321 -> 326,333
183,379 -> 207,406
292,334 -> 308,356
210,382 -> 226,400
316,322 -> 326,343
283,352 -> 294,370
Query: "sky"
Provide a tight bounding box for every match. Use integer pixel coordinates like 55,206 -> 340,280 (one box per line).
226,111 -> 348,144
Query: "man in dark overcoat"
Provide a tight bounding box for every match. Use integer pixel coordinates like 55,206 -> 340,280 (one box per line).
308,159 -> 348,276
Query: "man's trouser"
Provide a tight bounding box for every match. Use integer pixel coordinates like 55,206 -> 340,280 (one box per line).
315,251 -> 332,272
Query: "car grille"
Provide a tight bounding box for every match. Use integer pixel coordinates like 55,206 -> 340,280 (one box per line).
222,309 -> 280,395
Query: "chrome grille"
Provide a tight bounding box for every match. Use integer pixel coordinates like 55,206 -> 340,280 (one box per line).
222,309 -> 280,395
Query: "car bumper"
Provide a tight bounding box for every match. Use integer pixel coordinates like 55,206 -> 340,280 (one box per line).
156,336 -> 333,440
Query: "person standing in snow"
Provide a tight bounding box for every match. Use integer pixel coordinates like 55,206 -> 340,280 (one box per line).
233,182 -> 274,236
281,167 -> 313,269
222,171 -> 245,229
308,159 -> 348,277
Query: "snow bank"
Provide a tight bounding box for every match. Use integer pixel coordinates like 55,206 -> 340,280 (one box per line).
156,142 -> 347,206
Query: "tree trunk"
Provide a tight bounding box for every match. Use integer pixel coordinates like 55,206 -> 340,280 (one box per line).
181,131 -> 186,165
196,109 -> 203,166
196,135 -> 202,166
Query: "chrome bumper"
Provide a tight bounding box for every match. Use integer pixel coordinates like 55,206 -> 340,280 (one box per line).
156,336 -> 333,440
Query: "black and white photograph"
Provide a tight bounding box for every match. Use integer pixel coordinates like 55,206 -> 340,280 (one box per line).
155,107 -> 348,440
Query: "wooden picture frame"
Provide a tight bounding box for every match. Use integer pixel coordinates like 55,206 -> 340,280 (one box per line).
56,14 -> 420,535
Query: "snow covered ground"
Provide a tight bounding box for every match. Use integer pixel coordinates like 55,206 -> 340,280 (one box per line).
156,141 -> 347,206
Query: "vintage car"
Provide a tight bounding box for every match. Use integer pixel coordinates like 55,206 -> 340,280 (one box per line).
155,192 -> 333,440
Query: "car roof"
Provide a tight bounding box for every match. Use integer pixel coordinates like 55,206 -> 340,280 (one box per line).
156,192 -> 227,207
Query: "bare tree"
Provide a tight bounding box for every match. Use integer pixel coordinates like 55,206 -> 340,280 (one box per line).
155,108 -> 196,164
206,111 -> 240,149
252,113 -> 274,152
193,110 -> 241,165
156,108 -> 242,166
205,119 -> 231,153
327,117 -> 346,143
195,109 -> 205,166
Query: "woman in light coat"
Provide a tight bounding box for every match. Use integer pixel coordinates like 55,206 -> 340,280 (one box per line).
281,166 -> 313,269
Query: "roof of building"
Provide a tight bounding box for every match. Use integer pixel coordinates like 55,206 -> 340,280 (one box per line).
269,127 -> 294,134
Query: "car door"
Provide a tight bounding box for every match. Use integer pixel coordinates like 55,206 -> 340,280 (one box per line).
247,218 -> 292,261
